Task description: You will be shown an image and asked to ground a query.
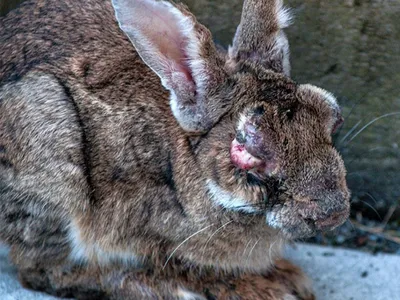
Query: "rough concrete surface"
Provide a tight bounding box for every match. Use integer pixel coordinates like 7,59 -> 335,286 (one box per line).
285,243 -> 400,300
1,243 -> 399,299
0,244 -> 60,300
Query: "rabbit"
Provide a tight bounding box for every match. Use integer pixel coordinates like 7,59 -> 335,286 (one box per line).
0,0 -> 350,298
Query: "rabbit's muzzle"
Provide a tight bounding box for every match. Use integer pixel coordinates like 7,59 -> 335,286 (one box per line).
266,193 -> 350,239
298,200 -> 350,232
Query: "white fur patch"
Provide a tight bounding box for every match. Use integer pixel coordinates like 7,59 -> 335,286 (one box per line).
176,288 -> 206,300
207,180 -> 257,213
301,84 -> 339,110
68,220 -> 89,263
237,112 -> 247,132
169,90 -> 181,124
266,211 -> 283,229
283,294 -> 298,300
276,1 -> 293,28
68,220 -> 138,266
276,31 -> 291,76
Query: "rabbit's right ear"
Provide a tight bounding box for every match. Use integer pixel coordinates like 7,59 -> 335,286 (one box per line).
228,0 -> 292,76
112,0 -> 227,132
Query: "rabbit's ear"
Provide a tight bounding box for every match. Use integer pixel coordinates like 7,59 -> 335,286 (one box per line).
228,0 -> 292,76
112,0 -> 226,132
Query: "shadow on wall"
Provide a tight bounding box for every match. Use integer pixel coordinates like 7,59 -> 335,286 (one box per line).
0,0 -> 25,16
1,0 -> 400,219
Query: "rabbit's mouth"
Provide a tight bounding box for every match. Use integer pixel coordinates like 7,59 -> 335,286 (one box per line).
266,200 -> 350,239
207,179 -> 349,239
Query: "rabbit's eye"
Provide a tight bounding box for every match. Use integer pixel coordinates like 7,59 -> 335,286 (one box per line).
252,106 -> 265,116
285,109 -> 294,120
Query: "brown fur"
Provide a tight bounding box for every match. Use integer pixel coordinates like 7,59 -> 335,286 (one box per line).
0,0 -> 349,298
18,258 -> 314,299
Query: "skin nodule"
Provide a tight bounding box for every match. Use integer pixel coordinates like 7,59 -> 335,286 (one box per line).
0,0 -> 348,298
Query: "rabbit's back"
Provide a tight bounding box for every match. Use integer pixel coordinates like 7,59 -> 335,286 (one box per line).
0,0 -> 185,261
1,0 -> 170,109
2,0 -> 126,81
0,0 -> 179,187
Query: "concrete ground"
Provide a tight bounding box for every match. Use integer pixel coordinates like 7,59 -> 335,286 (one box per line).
285,243 -> 400,300
0,243 -> 399,299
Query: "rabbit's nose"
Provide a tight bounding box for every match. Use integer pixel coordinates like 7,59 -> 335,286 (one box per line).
314,209 -> 349,231
297,199 -> 350,232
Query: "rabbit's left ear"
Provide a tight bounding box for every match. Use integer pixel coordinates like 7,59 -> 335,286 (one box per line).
112,0 -> 227,132
228,0 -> 292,76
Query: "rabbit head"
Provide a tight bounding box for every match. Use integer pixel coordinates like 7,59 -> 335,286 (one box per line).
112,0 -> 350,239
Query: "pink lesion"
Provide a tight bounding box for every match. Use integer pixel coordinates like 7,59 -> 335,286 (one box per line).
230,115 -> 280,177
230,139 -> 264,171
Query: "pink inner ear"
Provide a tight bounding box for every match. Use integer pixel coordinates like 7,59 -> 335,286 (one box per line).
142,8 -> 194,83
117,0 -> 197,88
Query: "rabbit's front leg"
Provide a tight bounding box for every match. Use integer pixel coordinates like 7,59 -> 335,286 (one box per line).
17,261 -> 206,300
261,258 -> 315,300
108,258 -> 315,300
18,263 -> 107,300
175,259 -> 314,300
17,257 -> 314,300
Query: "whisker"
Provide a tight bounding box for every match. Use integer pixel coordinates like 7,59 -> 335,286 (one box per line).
242,238 -> 253,258
334,91 -> 370,139
343,112 -> 400,146
229,203 -> 266,210
200,220 -> 233,260
364,192 -> 378,205
338,119 -> 362,146
343,91 -> 370,120
163,223 -> 214,269
246,237 -> 261,265
343,144 -> 388,166
346,219 -> 356,231
358,199 -> 382,221
268,239 -> 278,271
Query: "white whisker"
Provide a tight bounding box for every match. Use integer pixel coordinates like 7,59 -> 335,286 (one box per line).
200,220 -> 233,261
359,199 -> 382,221
268,239 -> 278,271
344,112 -> 400,145
339,119 -> 362,145
163,223 -> 214,269
242,238 -> 253,259
246,237 -> 261,265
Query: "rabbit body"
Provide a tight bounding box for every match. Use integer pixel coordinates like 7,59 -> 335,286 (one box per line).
0,0 -> 349,299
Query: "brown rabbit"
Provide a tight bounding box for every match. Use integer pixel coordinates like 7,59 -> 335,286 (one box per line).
0,0 -> 350,298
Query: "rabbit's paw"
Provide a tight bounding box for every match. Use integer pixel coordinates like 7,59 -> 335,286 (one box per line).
18,263 -> 108,300
102,269 -> 206,300
197,259 -> 314,300
267,259 -> 315,300
18,262 -> 205,300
